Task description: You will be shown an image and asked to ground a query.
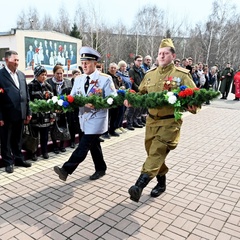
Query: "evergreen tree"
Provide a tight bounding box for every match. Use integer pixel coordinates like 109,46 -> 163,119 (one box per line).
70,23 -> 81,39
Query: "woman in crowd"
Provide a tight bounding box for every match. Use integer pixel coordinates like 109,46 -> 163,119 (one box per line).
28,65 -> 54,160
46,64 -> 72,154
116,60 -> 132,133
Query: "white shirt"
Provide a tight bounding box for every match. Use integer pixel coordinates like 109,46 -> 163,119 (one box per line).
5,65 -> 19,88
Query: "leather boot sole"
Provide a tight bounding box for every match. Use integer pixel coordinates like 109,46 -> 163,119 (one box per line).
150,184 -> 166,197
128,185 -> 142,202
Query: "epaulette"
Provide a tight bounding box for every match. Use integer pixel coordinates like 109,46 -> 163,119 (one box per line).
146,66 -> 157,73
99,72 -> 110,77
175,66 -> 190,74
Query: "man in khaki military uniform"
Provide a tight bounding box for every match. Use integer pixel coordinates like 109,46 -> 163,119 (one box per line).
128,38 -> 198,202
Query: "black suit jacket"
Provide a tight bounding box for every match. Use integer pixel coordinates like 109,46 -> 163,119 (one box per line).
0,67 -> 31,122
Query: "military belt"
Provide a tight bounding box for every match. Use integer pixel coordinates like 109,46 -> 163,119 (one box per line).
148,113 -> 175,120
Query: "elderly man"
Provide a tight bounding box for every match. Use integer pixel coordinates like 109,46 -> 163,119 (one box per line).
128,39 -> 197,202
54,46 -> 117,181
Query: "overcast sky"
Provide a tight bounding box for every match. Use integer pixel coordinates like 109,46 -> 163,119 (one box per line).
1,0 -> 240,32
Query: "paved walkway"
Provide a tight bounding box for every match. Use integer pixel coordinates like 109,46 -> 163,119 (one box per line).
0,97 -> 240,240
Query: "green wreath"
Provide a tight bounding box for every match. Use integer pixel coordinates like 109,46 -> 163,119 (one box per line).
29,86 -> 220,120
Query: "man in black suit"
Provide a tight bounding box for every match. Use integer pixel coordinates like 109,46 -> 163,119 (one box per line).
0,50 -> 32,173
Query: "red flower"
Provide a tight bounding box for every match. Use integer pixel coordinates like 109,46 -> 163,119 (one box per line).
129,89 -> 136,93
67,95 -> 74,103
184,88 -> 194,96
193,87 -> 200,91
178,91 -> 186,97
0,88 -> 4,93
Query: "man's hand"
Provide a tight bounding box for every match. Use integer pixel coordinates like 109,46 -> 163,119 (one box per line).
124,99 -> 131,107
24,115 -> 32,124
0,120 -> 4,127
85,103 -> 95,109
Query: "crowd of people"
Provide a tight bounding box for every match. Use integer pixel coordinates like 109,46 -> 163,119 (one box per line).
1,43 -> 240,205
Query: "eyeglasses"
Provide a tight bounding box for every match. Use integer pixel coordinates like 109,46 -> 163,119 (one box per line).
136,59 -> 143,62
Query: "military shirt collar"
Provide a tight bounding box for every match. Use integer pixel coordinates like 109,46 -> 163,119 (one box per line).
158,62 -> 174,74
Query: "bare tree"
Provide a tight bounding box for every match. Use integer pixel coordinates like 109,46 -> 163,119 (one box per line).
54,5 -> 71,34
16,7 -> 41,30
42,14 -> 55,31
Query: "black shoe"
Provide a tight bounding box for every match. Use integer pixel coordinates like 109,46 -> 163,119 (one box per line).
138,121 -> 145,126
128,173 -> 151,202
109,131 -> 120,137
53,148 -> 60,154
70,142 -> 75,148
15,161 -> 32,167
102,133 -> 111,139
89,171 -> 106,180
42,153 -> 49,159
5,165 -> 14,173
150,175 -> 166,198
53,166 -> 68,181
127,126 -> 135,131
99,137 -> 105,142
133,123 -> 143,128
31,153 -> 38,161
233,98 -> 239,101
60,147 -> 66,152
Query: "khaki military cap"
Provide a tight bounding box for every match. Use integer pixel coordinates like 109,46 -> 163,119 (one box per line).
159,38 -> 175,49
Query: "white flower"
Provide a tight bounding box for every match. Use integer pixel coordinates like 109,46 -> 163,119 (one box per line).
52,96 -> 58,103
107,97 -> 114,105
167,91 -> 174,97
47,99 -> 51,103
57,99 -> 64,106
168,95 -> 177,104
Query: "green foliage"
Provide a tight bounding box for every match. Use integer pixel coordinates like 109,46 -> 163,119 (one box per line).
29,88 -> 220,120
69,23 -> 81,39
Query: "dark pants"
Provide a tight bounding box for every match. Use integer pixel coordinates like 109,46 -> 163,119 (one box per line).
0,120 -> 24,166
115,105 -> 127,128
66,110 -> 81,143
108,107 -> 119,133
127,107 -> 141,126
62,132 -> 106,175
31,126 -> 50,154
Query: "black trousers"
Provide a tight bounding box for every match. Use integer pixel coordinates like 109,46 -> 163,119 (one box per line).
0,120 -> 24,166
31,126 -> 50,154
62,132 -> 106,175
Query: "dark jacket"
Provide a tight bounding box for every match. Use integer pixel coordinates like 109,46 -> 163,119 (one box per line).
28,79 -> 54,127
107,71 -> 126,90
0,67 -> 31,121
46,77 -> 72,96
128,65 -> 145,92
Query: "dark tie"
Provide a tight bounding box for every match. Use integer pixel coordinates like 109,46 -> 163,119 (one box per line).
85,76 -> 90,93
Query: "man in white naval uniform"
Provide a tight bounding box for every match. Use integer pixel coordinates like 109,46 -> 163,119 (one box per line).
54,46 -> 117,181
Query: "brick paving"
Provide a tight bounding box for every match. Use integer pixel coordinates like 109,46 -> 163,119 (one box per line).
0,96 -> 240,240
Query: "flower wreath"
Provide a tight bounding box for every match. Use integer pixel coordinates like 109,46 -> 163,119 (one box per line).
29,86 -> 220,120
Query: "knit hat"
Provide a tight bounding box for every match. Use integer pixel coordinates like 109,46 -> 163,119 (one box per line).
34,65 -> 46,77
159,38 -> 175,49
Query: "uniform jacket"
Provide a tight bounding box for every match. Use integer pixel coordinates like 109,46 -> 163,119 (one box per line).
0,67 -> 31,122
139,63 -> 196,126
71,69 -> 117,134
28,79 -> 54,127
